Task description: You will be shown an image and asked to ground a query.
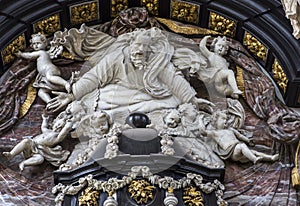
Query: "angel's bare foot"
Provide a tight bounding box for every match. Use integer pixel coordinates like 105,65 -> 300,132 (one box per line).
19,162 -> 25,171
3,152 -> 13,160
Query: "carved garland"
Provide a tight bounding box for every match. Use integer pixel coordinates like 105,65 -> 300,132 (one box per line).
52,166 -> 227,206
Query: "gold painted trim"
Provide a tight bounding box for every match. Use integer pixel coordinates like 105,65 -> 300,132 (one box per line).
209,11 -> 236,37
1,34 -> 26,65
170,0 -> 200,24
156,17 -> 219,35
33,13 -> 61,36
19,81 -> 37,118
272,59 -> 288,93
70,1 -> 99,25
111,0 -> 129,17
243,32 -> 268,62
236,65 -> 246,99
141,0 -> 159,16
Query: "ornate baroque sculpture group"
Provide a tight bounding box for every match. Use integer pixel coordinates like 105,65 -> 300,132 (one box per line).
1,8 -> 300,205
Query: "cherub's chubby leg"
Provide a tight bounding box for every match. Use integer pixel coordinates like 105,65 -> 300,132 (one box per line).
232,143 -> 262,164
251,150 -> 279,162
46,74 -> 70,92
38,88 -> 52,103
3,139 -> 32,160
215,70 -> 242,99
19,154 -> 44,171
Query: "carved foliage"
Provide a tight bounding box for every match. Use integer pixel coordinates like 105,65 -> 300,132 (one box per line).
209,12 -> 236,37
243,32 -> 268,62
128,179 -> 155,204
170,0 -> 200,24
141,0 -> 159,15
33,14 -> 61,36
183,186 -> 204,206
78,187 -> 99,206
272,59 -> 288,93
1,34 -> 26,65
70,1 -> 99,25
111,0 -> 128,17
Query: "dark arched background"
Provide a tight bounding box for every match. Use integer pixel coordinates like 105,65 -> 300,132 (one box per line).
1,0 -> 300,107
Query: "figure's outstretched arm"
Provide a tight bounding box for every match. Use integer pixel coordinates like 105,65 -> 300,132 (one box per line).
199,36 -> 213,58
15,50 -> 40,60
53,120 -> 73,144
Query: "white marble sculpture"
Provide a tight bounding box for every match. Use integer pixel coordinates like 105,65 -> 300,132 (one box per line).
46,28 -> 214,120
281,0 -> 300,39
2,100 -> 86,171
199,110 -> 279,164
16,33 -> 70,103
194,35 -> 243,99
3,114 -> 70,171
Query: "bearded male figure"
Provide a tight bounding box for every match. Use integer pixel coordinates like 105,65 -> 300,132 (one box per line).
47,28 -> 213,120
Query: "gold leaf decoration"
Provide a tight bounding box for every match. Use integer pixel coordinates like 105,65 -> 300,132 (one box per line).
141,0 -> 159,15
1,34 -> 26,65
209,11 -> 236,37
78,187 -> 99,206
19,81 -> 37,118
183,186 -> 205,206
236,65 -> 246,99
111,0 -> 128,17
156,17 -> 219,35
33,14 -> 61,37
128,179 -> 155,204
272,59 -> 288,93
243,32 -> 268,62
70,1 -> 99,25
170,0 -> 200,24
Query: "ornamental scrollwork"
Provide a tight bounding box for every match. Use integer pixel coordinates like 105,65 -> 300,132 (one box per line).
272,59 -> 288,93
209,12 -> 236,37
111,0 -> 129,17
128,179 -> 155,204
141,0 -> 159,16
1,34 -> 26,65
33,14 -> 61,36
170,0 -> 200,24
78,187 -> 100,206
183,186 -> 204,206
243,32 -> 268,62
70,1 -> 99,25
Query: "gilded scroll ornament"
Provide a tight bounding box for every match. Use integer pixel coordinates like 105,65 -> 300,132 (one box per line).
236,65 -> 246,99
156,17 -> 219,35
170,0 -> 200,24
111,0 -> 129,17
78,187 -> 99,206
1,34 -> 26,65
209,12 -> 236,37
128,179 -> 155,204
243,32 -> 268,62
141,0 -> 159,15
33,14 -> 61,36
19,81 -> 37,118
272,59 -> 288,93
70,1 -> 99,25
183,186 -> 205,206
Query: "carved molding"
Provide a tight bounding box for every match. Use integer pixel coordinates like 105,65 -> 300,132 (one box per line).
33,14 -> 61,36
70,1 -> 99,25
170,0 -> 200,24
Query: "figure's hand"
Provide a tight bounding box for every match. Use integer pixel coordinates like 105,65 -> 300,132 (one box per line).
191,97 -> 215,113
46,91 -> 74,112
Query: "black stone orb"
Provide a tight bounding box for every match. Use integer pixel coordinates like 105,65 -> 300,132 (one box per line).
126,112 -> 151,128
